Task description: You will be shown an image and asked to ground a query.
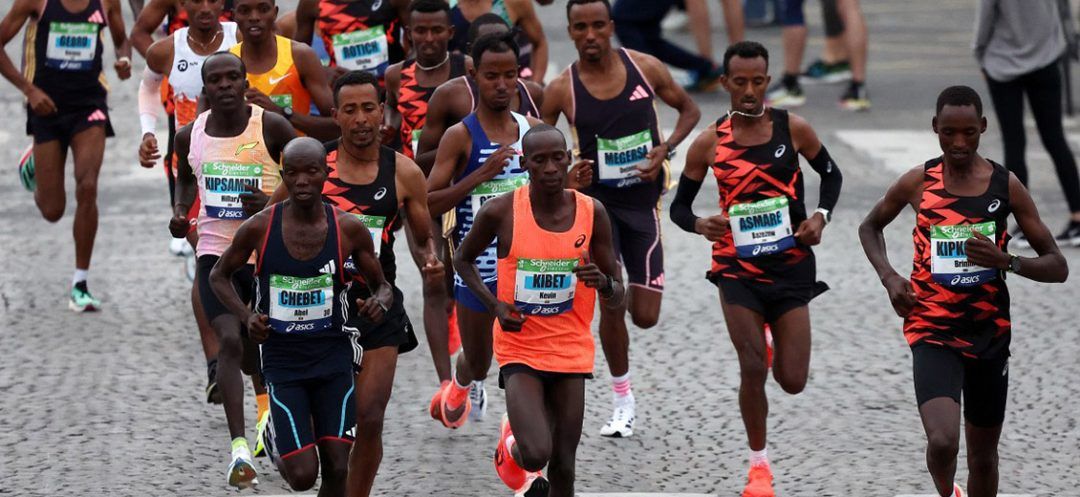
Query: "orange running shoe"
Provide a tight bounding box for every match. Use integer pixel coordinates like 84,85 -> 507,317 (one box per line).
741,464 -> 774,497
448,305 -> 461,355
439,379 -> 472,429
494,414 -> 548,496
430,380 -> 449,423
953,483 -> 965,497
764,324 -> 774,369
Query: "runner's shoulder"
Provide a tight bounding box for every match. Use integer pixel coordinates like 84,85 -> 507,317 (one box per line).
145,35 -> 175,73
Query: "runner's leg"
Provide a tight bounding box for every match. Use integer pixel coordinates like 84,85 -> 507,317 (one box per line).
69,125 -> 106,271
504,372 -> 552,472
31,140 -> 67,223
213,314 -> 248,439
546,376 -> 586,497
718,290 -> 769,451
454,306 -> 494,385
767,305 -> 811,394
919,398 -> 961,497
965,423 -> 1002,497
347,346 -> 399,497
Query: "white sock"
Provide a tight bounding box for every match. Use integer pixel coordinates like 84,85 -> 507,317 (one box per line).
749,448 -> 769,468
473,380 -> 484,391
611,371 -> 632,398
72,269 -> 88,286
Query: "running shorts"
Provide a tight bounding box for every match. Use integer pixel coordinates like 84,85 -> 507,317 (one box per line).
498,363 -> 593,390
196,255 -> 255,321
912,343 -> 1009,428
608,205 -> 664,291
265,370 -> 356,457
26,103 -> 114,149
709,255 -> 828,323
453,279 -> 498,313
346,286 -> 419,357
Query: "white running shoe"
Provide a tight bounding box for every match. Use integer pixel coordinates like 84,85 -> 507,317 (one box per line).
469,381 -> 487,421
600,395 -> 636,438
169,237 -> 193,256
226,445 -> 258,489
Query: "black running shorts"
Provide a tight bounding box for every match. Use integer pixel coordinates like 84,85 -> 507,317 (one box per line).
709,255 -> 828,323
912,343 -> 1009,427
26,103 -> 114,149
196,255 -> 255,321
265,370 -> 356,457
345,286 -> 419,359
608,205 -> 665,291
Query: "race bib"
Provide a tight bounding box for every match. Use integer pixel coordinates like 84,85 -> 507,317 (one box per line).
202,162 -> 262,219
728,197 -> 794,258
514,258 -> 577,316
46,22 -> 98,71
930,222 -> 998,287
270,94 -> 293,111
596,129 -> 652,188
470,176 -> 529,215
353,214 -> 386,258
333,26 -> 389,74
268,274 -> 334,333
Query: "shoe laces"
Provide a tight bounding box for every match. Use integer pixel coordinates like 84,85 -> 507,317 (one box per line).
609,403 -> 635,426
469,384 -> 486,405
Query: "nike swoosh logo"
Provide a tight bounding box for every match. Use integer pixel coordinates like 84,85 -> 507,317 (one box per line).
268,74 -> 288,86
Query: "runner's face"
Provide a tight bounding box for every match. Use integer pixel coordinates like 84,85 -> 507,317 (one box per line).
408,11 -> 453,63
568,2 -> 612,62
721,56 -> 769,115
283,157 -> 328,204
933,104 -> 986,166
523,132 -> 571,193
476,50 -> 518,112
234,0 -> 277,41
203,58 -> 248,111
334,84 -> 383,149
183,0 -> 224,31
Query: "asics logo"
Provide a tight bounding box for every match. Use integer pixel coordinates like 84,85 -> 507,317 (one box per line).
774,145 -> 786,158
988,199 -> 1001,213
286,322 -> 317,332
574,234 -> 586,248
950,274 -> 982,286
628,85 -> 649,101
372,0 -> 384,9
374,187 -> 387,200
268,74 -> 289,86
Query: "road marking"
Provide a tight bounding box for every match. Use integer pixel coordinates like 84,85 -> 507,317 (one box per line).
896,495 -> 1035,497
834,129 -> 939,174
579,494 -> 716,497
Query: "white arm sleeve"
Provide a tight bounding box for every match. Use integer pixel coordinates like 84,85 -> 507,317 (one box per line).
139,66 -> 165,137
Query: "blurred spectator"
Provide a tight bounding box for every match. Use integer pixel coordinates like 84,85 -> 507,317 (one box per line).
612,0 -> 725,91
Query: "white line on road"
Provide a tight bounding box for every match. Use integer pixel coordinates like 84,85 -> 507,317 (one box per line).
834,129 -> 940,174
896,494 -> 1035,497
578,494 -> 716,497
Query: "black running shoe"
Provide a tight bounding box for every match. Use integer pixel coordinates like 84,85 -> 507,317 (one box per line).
1056,220 -> 1080,247
206,358 -> 222,404
1010,228 -> 1030,249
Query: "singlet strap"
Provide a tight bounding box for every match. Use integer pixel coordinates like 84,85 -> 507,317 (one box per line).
255,203 -> 279,275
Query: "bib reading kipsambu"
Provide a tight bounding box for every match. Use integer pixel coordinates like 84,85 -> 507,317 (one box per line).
930,222 -> 997,287
729,197 -> 794,258
46,22 -> 98,71
333,26 -> 389,73
514,258 -> 577,316
202,162 -> 262,219
471,176 -> 529,214
269,274 -> 333,333
596,129 -> 652,188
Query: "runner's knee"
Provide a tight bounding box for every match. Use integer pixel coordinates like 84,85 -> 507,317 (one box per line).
773,366 -> 807,394
320,450 -> 350,483
216,329 -> 244,359
36,199 -> 64,222
738,355 -> 768,385
74,176 -> 98,204
966,446 -> 998,475
926,431 -> 959,462
629,306 -> 659,329
355,403 -> 387,440
515,439 -> 552,472
283,460 -> 319,491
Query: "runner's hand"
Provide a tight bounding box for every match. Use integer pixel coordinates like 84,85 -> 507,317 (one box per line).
169,212 -> 190,238
882,273 -> 917,317
494,301 -> 526,332
965,231 -> 1008,270
114,58 -> 132,80
240,183 -> 270,217
325,65 -> 349,86
572,251 -> 605,288
795,213 -> 826,246
695,214 -> 730,242
25,86 -> 57,116
477,145 -> 516,181
380,123 -> 397,146
244,88 -> 284,114
636,143 -> 668,182
246,313 -> 271,343
420,252 -> 445,287
567,159 -> 593,189
139,133 -> 160,168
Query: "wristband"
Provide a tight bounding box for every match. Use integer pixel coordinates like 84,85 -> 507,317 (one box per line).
599,274 -> 616,299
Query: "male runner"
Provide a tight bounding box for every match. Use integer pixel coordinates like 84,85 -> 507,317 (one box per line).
294,0 -> 409,82
416,14 -> 542,173
136,0 -> 239,403
212,137 -> 393,497
669,41 -> 842,496
268,70 -> 445,496
427,32 -> 541,427
540,0 -> 700,438
0,0 -> 131,310
447,0 -> 548,82
455,124 -> 623,497
858,85 -> 1068,497
171,52 -> 296,488
130,0 -> 234,56
231,0 -> 338,140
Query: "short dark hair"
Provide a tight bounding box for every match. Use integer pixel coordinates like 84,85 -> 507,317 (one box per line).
566,0 -> 611,20
201,51 -> 246,81
936,85 -> 983,117
333,70 -> 382,105
722,41 -> 769,75
522,124 -> 565,155
467,13 -> 509,48
409,0 -> 450,17
471,31 -> 519,68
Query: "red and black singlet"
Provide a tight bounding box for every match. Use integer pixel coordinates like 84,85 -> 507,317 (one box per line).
397,53 -> 467,159
316,0 -> 403,77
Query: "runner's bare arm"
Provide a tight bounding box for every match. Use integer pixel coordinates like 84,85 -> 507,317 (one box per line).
452,194 -> 510,313
988,174 -> 1067,283
398,155 -> 445,280
414,81 -> 460,174
384,62 -> 404,143
263,110 -> 300,164
104,0 -> 132,79
506,0 -> 547,82
293,0 -> 318,44
0,0 -> 43,98
586,199 -> 625,308
630,50 -> 700,154
289,42 -> 340,141
275,10 -> 297,39
539,71 -> 569,126
130,0 -> 175,57
209,213 -> 271,339
171,125 -> 198,235
340,213 -> 394,321
858,166 -> 923,317
426,123 -> 477,215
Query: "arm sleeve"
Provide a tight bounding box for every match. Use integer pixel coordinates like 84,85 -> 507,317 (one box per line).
139,67 -> 165,136
670,174 -> 704,234
807,145 -> 842,212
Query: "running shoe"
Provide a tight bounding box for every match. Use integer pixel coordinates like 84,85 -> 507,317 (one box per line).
599,395 -> 635,438
839,82 -> 871,112
17,143 -> 35,192
1055,220 -> 1080,247
448,306 -> 461,354
684,66 -> 725,93
800,59 -> 852,84
169,237 -> 193,256
439,380 -> 472,429
494,414 -> 548,496
741,464 -> 775,497
226,445 -> 258,489
1011,228 -> 1030,249
469,381 -> 488,422
765,75 -> 805,108
952,483 -> 965,497
429,381 -> 448,424
253,409 -> 270,458
69,281 -> 101,312
206,359 -> 222,404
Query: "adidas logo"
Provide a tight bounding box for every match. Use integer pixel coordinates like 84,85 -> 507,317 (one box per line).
88,10 -> 104,23
628,85 -> 649,102
87,110 -> 107,122
649,273 -> 665,288
319,260 -> 336,275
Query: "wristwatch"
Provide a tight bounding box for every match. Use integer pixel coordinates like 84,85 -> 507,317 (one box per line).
599,274 -> 616,299
663,141 -> 677,160
814,207 -> 832,224
1006,253 -> 1021,273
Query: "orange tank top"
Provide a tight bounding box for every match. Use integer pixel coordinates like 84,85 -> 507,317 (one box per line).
494,187 -> 597,374
230,35 -> 312,120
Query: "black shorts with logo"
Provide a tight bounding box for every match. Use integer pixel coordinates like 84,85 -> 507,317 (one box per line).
912,342 -> 1009,427
26,102 -> 114,149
